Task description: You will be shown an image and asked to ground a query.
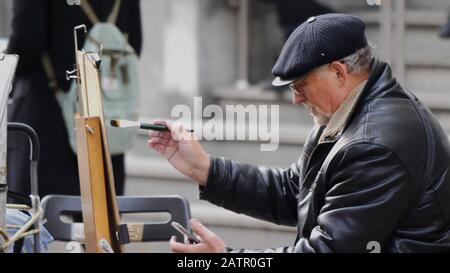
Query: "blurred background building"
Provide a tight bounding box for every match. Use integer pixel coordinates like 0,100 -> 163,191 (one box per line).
1,0 -> 450,252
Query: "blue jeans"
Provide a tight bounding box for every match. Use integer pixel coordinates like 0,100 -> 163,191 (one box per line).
5,209 -> 53,253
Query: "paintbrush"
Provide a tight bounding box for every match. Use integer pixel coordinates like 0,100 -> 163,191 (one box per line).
110,119 -> 194,132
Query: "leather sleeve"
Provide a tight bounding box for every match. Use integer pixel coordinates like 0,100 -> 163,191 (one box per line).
200,157 -> 300,227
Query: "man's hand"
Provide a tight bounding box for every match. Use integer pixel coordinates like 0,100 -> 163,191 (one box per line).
148,120 -> 210,186
170,219 -> 227,253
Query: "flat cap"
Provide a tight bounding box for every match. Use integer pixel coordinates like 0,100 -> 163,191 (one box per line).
272,13 -> 368,86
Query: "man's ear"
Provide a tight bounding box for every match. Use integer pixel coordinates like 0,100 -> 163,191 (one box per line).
330,61 -> 348,88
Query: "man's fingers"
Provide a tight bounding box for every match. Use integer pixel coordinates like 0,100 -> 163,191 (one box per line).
171,123 -> 185,141
151,120 -> 197,141
189,219 -> 215,242
148,140 -> 167,153
170,236 -> 196,253
172,122 -> 197,141
152,120 -> 195,141
149,136 -> 171,146
148,141 -> 167,154
153,120 -> 173,130
149,130 -> 172,140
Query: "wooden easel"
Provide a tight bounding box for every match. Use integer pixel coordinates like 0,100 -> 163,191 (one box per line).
71,25 -> 122,253
69,25 -> 193,254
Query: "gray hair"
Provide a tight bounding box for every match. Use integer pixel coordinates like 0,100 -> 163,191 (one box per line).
341,44 -> 373,74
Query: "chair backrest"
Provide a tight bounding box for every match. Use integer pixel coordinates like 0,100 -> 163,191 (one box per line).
41,195 -> 191,243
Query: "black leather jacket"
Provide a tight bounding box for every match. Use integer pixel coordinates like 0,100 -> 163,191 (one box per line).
200,59 -> 450,253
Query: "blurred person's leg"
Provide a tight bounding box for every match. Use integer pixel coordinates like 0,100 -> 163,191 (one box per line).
439,17 -> 450,38
265,0 -> 333,92
7,70 -> 80,199
112,154 -> 125,196
276,0 -> 334,40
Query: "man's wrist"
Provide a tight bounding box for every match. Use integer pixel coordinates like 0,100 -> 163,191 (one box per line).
192,153 -> 211,187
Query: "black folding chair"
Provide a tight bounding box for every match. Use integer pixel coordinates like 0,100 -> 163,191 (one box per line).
6,123 -> 41,253
41,195 -> 192,249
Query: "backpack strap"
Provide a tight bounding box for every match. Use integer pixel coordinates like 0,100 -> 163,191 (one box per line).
42,53 -> 62,93
81,0 -> 121,25
107,0 -> 122,24
80,0 -> 100,25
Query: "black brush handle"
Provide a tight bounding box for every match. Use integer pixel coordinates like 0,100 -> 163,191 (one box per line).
140,123 -> 170,131
140,123 -> 194,133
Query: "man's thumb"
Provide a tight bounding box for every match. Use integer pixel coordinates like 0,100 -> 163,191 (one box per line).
190,218 -> 213,241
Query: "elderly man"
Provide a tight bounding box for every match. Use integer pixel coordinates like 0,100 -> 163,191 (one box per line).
148,13 -> 450,253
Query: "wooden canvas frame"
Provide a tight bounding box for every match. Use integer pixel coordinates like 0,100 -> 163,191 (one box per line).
0,54 -> 18,234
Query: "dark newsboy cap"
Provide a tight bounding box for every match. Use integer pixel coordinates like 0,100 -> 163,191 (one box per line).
272,13 -> 368,86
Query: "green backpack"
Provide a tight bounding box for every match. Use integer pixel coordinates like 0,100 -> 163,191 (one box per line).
43,0 -> 139,155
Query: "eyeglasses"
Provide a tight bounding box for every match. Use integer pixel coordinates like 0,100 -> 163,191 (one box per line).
288,68 -> 317,96
288,61 -> 345,95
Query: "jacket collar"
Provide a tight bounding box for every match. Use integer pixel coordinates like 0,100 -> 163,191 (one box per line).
319,80 -> 367,144
317,58 -> 397,144
359,58 -> 398,104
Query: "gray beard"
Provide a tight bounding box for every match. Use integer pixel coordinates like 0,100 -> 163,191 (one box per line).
302,103 -> 333,126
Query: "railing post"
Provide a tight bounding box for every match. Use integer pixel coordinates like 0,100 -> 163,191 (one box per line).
236,0 -> 249,90
394,0 -> 406,84
380,0 -> 406,84
380,0 -> 393,64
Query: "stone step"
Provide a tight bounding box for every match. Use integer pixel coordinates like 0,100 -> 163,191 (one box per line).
407,0 -> 450,10
360,11 -> 450,69
356,9 -> 449,27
